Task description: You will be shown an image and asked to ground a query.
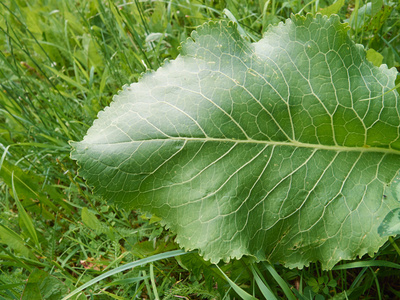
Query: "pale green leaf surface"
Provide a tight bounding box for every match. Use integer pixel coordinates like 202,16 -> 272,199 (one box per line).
71,14 -> 400,269
378,208 -> 400,237
379,175 -> 400,237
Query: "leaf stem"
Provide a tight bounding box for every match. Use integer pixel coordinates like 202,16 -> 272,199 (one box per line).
150,263 -> 160,300
389,236 -> 400,257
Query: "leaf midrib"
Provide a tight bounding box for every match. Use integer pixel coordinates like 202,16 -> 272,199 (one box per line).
94,137 -> 400,155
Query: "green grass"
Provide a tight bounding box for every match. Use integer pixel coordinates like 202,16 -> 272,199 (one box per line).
0,0 -> 399,299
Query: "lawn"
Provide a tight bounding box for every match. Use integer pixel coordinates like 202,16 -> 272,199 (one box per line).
0,0 -> 400,299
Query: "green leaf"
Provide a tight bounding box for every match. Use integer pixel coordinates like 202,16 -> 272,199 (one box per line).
62,250 -> 189,300
378,174 -> 400,237
366,49 -> 383,67
250,264 -> 278,300
378,208 -> 400,237
303,286 -> 316,299
371,0 -> 383,16
332,260 -> 400,270
0,159 -> 71,218
0,224 -> 36,259
21,269 -> 68,300
131,239 -> 177,258
317,277 -> 324,285
307,278 -> 318,287
176,252 -> 228,294
328,279 -> 337,287
263,262 -> 296,300
81,207 -> 104,233
71,14 -> 400,269
320,0 -> 345,17
312,285 -> 320,294
11,173 -> 40,249
215,264 -> 257,300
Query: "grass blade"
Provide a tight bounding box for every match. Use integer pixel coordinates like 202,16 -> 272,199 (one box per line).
10,173 -> 40,250
215,264 -> 257,300
263,262 -> 296,300
62,249 -> 191,300
333,260 -> 400,270
250,264 -> 278,300
150,263 -> 160,300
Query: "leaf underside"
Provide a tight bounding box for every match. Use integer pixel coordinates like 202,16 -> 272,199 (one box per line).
71,14 -> 400,269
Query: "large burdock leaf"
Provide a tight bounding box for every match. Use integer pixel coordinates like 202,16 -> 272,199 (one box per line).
71,14 -> 400,269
